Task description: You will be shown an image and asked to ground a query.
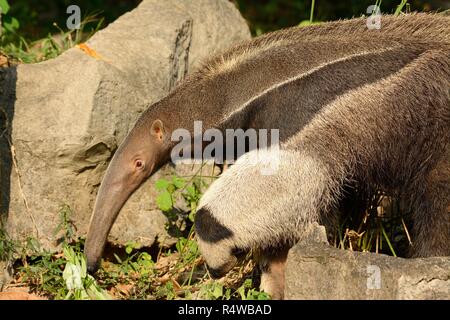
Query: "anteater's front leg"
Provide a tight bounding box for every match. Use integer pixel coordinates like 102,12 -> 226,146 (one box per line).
255,246 -> 290,300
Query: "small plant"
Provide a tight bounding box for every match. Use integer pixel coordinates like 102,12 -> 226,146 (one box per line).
334,192 -> 412,257
19,242 -> 70,298
53,204 -> 77,245
155,174 -> 204,221
175,235 -> 200,266
155,281 -> 176,300
112,242 -> 155,277
197,282 -> 230,300
155,176 -> 185,212
236,279 -> 270,300
15,206 -> 109,299
154,167 -> 210,273
196,279 -> 269,300
0,0 -> 19,37
19,242 -> 109,299
155,164 -> 214,239
62,245 -> 110,300
0,226 -> 15,262
394,0 -> 410,15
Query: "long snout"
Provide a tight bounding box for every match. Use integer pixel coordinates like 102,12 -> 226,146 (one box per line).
84,153 -> 144,272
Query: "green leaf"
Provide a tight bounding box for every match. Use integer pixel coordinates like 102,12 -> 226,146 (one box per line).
63,245 -> 75,264
186,185 -> 196,198
188,207 -> 196,222
3,16 -> 19,33
176,237 -> 187,253
212,284 -> 223,299
113,253 -> 122,264
224,288 -> 231,300
172,176 -> 186,189
257,292 -> 271,300
155,179 -> 169,191
156,191 -> 172,211
237,285 -> 246,300
63,262 -> 83,290
80,254 -> 87,278
86,280 -> 110,300
243,278 -> 252,287
167,184 -> 176,194
0,0 -> 10,14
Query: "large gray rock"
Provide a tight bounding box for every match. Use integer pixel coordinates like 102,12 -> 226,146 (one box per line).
285,225 -> 450,299
0,0 -> 250,250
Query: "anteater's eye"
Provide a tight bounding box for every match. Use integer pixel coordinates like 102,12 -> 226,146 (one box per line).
135,159 -> 144,169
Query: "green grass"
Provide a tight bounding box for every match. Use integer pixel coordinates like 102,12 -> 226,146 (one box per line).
333,192 -> 412,257
6,233 -> 267,300
394,0 -> 410,15
18,241 -> 109,299
0,13 -> 103,64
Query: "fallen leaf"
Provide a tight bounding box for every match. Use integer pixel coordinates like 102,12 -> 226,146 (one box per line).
0,55 -> 9,67
116,283 -> 134,296
155,253 -> 179,271
76,43 -> 104,60
171,278 -> 181,290
0,291 -> 46,300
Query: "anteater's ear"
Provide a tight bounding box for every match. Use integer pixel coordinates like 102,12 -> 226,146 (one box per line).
150,119 -> 165,141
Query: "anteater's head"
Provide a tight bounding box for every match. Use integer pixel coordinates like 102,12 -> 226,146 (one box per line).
194,206 -> 248,278
84,117 -> 171,272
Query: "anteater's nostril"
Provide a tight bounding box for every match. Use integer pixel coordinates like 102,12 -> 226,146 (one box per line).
207,266 -> 226,279
232,247 -> 247,259
87,261 -> 99,274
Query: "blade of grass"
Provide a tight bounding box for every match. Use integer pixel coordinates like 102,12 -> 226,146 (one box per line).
309,0 -> 316,23
394,0 -> 408,16
380,223 -> 397,257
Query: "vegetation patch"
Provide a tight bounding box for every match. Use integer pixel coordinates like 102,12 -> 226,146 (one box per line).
0,167 -> 269,300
